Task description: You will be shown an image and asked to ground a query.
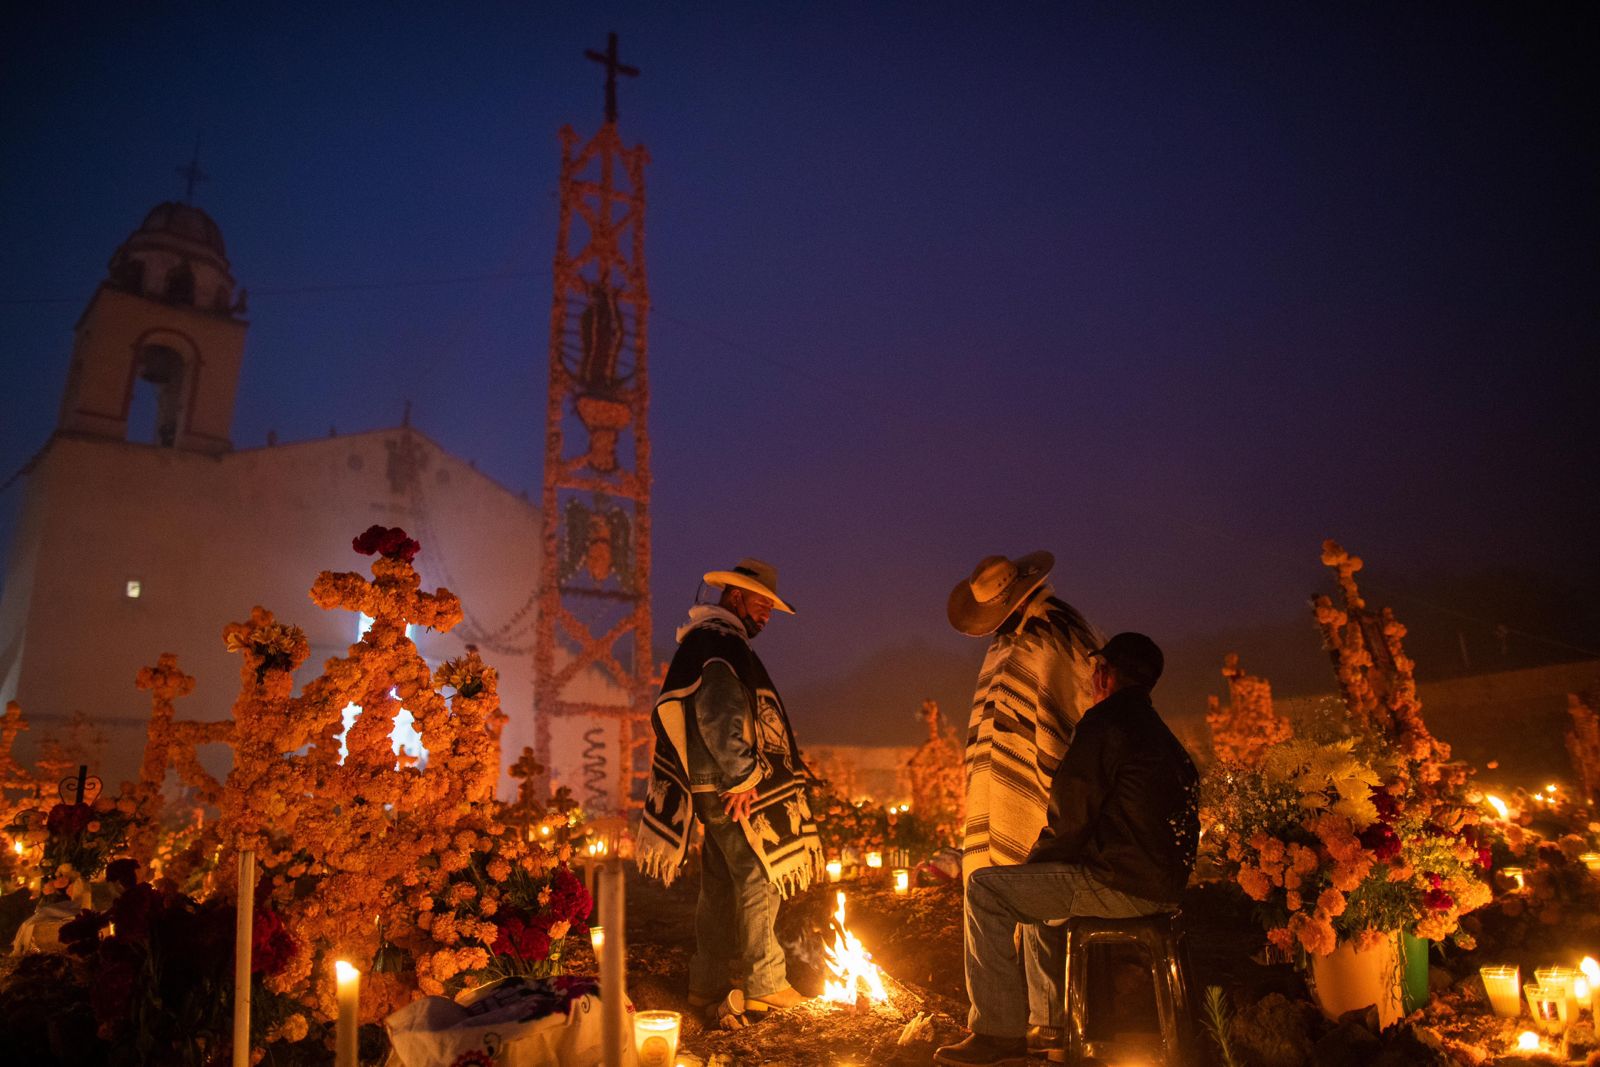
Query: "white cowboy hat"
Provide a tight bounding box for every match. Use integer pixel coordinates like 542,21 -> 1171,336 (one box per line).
946,551 -> 1054,636
703,558 -> 796,614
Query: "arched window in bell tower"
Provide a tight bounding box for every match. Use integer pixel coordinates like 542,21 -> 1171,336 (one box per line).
128,345 -> 186,446
163,262 -> 195,305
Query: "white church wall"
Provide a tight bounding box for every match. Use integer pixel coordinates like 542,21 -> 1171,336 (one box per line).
0,426 -> 580,795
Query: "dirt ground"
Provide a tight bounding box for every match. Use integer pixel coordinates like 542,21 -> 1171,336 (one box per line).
608,864 -> 1303,1067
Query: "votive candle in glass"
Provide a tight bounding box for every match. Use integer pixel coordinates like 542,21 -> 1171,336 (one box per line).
1501,866 -> 1526,891
1582,852 -> 1600,875
1536,966 -> 1581,1021
633,1009 -> 681,1067
893,868 -> 910,894
826,860 -> 843,883
589,924 -> 605,952
1479,964 -> 1521,1018
1525,983 -> 1569,1036
866,851 -> 883,870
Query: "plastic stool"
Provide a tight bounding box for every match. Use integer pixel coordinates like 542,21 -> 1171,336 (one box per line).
1062,909 -> 1198,1066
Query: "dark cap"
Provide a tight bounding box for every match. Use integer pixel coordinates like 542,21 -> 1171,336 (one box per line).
1090,632 -> 1164,688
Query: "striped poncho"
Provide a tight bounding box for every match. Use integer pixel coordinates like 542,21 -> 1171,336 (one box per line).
962,586 -> 1100,880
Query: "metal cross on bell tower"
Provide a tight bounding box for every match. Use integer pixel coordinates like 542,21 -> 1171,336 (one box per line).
585,31 -> 639,125
532,35 -> 655,813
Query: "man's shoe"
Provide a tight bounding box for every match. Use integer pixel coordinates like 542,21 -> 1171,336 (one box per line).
744,985 -> 810,1012
1025,1025 -> 1063,1052
933,1033 -> 1030,1066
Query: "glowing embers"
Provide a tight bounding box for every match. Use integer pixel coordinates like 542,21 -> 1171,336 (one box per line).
821,891 -> 888,1007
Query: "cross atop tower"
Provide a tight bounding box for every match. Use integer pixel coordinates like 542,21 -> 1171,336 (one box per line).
177,136 -> 208,204
584,32 -> 639,125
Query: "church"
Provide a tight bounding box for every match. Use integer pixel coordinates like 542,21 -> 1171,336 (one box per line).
0,201 -> 613,794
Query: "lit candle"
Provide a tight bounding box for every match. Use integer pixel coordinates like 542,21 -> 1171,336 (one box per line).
1516,1030 -> 1540,1052
1525,982 -> 1569,1037
335,960 -> 360,1067
893,868 -> 910,894
1581,957 -> 1600,1015
826,860 -> 843,883
1577,977 -> 1591,1016
590,924 -> 605,952
1501,866 -> 1526,891
1582,852 -> 1600,874
1536,965 -> 1580,1022
1484,794 -> 1508,820
632,1009 -> 682,1066
1479,964 -> 1521,1018
866,851 -> 883,869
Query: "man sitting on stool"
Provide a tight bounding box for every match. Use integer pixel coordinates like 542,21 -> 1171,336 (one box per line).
935,632 -> 1200,1066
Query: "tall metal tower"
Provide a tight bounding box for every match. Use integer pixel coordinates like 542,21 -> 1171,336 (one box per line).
532,34 -> 654,813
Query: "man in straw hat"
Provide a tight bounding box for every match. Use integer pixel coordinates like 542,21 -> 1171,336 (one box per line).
936,633 -> 1200,1066
635,558 -> 823,1028
947,551 -> 1100,1052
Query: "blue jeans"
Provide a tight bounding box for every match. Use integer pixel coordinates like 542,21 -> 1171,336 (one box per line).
688,791 -> 787,1000
965,862 -> 1167,1037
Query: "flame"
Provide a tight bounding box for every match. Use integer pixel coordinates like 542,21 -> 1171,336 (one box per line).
1485,794 -> 1508,820
1517,1030 -> 1539,1051
822,891 -> 888,1005
1581,957 -> 1600,987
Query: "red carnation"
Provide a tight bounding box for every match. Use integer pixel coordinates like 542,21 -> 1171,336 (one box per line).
1358,822 -> 1402,862
46,802 -> 94,836
251,906 -> 296,976
352,525 -> 421,562
1424,887 -> 1455,911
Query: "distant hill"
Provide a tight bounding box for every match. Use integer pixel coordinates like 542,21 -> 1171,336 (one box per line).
780,565 -> 1599,750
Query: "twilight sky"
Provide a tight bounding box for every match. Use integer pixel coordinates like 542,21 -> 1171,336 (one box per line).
3,3 -> 1595,743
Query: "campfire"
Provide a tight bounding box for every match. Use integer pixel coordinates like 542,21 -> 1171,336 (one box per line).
822,891 -> 889,1008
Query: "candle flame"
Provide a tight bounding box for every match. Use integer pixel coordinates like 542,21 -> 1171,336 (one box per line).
1517,1030 -> 1539,1051
10,841 -> 21,855
822,891 -> 888,1006
1485,794 -> 1508,820
590,925 -> 605,951
1581,957 -> 1600,986
335,959 -> 359,983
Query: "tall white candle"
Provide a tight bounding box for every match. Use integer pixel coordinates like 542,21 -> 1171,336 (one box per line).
233,850 -> 255,1067
335,960 -> 360,1067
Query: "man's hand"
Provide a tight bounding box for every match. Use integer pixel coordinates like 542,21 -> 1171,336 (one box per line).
721,786 -> 757,822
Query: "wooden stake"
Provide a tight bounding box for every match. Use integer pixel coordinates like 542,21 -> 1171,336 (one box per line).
233,849 -> 255,1067
599,859 -> 628,1066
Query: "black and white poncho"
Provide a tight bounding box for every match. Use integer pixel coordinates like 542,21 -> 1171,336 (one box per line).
635,611 -> 824,897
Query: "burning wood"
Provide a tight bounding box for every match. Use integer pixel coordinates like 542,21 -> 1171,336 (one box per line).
822,891 -> 889,1009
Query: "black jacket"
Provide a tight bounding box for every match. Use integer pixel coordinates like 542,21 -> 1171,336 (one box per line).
1025,685 -> 1200,903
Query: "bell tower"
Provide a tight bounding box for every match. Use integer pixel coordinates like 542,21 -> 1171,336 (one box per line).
57,202 -> 248,454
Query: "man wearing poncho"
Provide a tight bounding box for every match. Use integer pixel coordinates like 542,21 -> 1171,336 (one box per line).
948,551 -> 1100,1049
635,558 -> 821,1023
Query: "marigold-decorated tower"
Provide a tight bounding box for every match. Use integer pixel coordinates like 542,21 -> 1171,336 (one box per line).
533,34 -> 654,812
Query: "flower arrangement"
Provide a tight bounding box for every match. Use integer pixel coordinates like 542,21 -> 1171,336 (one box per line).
1204,734 -> 1491,955
1205,653 -> 1292,768
120,526 -> 588,1055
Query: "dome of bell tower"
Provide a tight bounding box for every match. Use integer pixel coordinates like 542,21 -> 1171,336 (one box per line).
105,201 -> 242,317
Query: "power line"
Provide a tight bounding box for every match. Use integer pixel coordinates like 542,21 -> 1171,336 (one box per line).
0,268 -> 550,307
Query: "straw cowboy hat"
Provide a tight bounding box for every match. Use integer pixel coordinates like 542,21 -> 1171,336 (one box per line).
703,558 -> 796,614
947,551 -> 1054,636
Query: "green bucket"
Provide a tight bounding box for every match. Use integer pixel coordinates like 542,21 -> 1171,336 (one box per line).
1399,932 -> 1430,1013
